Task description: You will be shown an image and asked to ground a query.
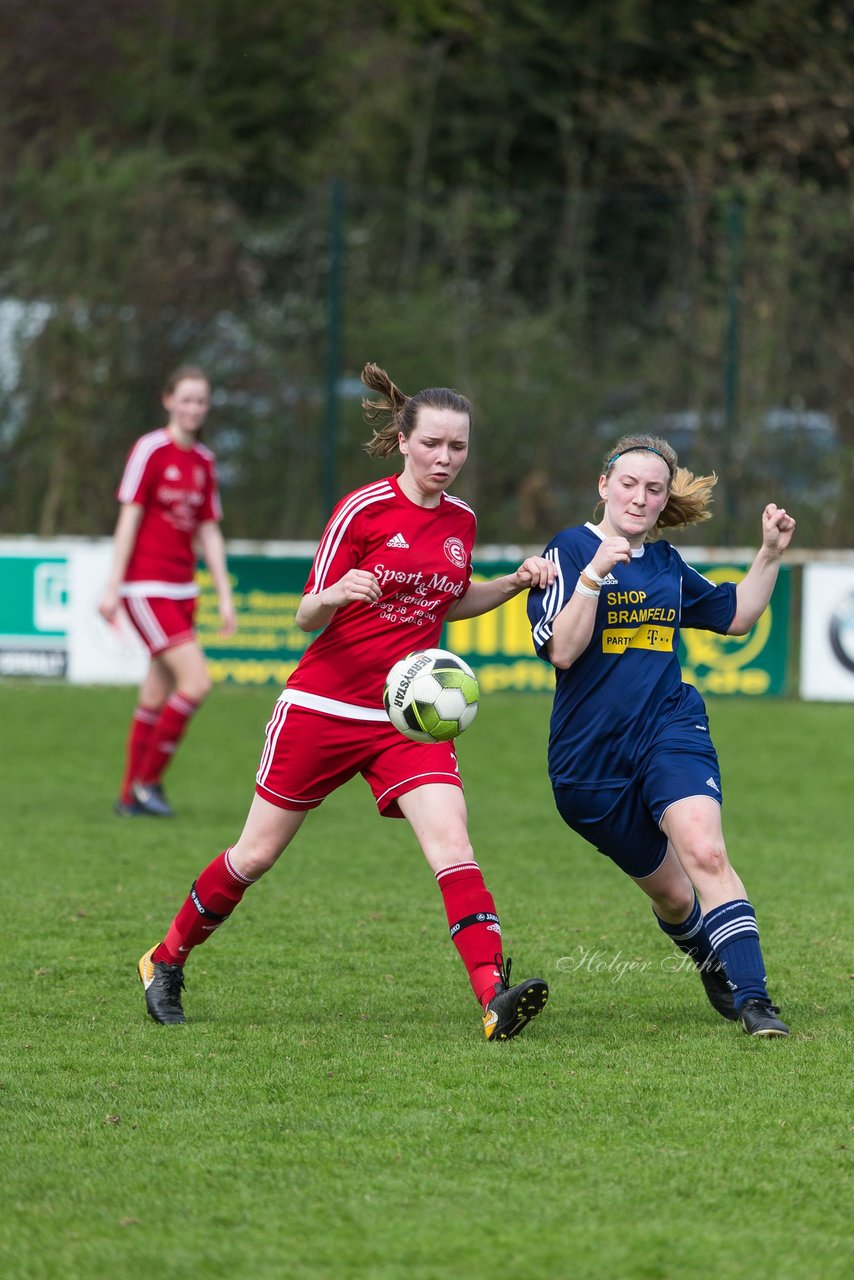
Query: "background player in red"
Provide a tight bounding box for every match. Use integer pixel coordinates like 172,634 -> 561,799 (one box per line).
138,361 -> 554,1042
99,366 -> 236,818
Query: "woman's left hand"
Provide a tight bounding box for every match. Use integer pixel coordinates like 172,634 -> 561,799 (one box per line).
513,556 -> 556,589
761,503 -> 796,554
219,599 -> 238,637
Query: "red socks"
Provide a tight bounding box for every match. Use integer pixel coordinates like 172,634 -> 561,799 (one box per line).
436,861 -> 503,1007
120,705 -> 158,804
120,693 -> 200,801
153,849 -> 256,965
138,693 -> 199,786
152,852 -> 505,1009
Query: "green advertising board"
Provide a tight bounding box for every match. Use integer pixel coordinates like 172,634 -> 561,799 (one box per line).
196,557 -> 313,688
0,551 -> 69,677
679,563 -> 790,696
197,557 -> 790,697
0,555 -> 68,639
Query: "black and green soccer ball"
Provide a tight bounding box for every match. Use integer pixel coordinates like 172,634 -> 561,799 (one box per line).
383,648 -> 480,743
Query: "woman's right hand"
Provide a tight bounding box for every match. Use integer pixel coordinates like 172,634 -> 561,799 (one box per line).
324,569 -> 383,608
589,537 -> 632,578
98,587 -> 121,623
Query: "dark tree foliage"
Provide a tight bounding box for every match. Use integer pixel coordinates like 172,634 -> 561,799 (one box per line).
0,0 -> 851,544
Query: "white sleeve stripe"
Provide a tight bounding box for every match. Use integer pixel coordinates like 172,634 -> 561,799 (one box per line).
442,493 -> 476,517
311,480 -> 395,589
532,548 -> 566,648
200,448 -> 223,519
683,561 -> 719,590
117,431 -> 170,502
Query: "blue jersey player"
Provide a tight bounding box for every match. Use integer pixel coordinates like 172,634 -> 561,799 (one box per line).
527,433 -> 796,1038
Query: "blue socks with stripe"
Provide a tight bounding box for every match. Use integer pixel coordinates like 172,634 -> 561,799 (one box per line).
656,895 -> 770,1011
655,894 -> 719,971
702,899 -> 769,1009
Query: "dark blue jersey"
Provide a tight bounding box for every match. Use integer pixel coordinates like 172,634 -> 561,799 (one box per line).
527,523 -> 737,787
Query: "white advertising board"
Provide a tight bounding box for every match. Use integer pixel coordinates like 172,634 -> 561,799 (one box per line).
800,564 -> 854,701
67,544 -> 148,685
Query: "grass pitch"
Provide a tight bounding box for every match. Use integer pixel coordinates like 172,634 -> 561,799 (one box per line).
1,684 -> 852,1280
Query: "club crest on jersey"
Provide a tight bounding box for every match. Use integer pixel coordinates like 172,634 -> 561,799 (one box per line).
443,536 -> 467,569
194,466 -> 206,487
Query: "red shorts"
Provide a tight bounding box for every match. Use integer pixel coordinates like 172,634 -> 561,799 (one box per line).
123,595 -> 197,656
254,700 -> 463,818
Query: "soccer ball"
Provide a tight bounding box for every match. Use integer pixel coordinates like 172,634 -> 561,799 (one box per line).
383,648 -> 479,744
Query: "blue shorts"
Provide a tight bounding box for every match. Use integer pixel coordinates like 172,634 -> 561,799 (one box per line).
553,717 -> 723,879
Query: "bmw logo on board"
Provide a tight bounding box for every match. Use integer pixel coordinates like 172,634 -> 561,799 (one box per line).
829,591 -> 854,673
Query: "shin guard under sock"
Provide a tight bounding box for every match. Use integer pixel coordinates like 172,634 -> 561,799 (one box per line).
654,894 -> 720,973
153,849 -> 256,965
138,693 -> 199,785
704,899 -> 769,1009
121,705 -> 158,804
436,861 -> 503,1007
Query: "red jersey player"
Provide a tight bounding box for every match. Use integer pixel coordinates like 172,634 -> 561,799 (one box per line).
99,366 -> 236,818
138,361 -> 555,1042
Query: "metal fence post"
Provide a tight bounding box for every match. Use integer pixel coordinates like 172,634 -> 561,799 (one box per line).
722,193 -> 744,542
323,177 -> 345,518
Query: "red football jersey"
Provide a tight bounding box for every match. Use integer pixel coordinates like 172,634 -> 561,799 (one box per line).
117,429 -> 222,594
284,474 -> 476,714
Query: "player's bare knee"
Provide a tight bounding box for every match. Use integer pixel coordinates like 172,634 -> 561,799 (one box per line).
688,842 -> 729,879
230,844 -> 276,879
232,827 -> 288,876
182,674 -> 213,703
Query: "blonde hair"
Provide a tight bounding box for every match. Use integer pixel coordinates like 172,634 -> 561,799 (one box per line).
361,362 -> 472,458
601,433 -> 717,533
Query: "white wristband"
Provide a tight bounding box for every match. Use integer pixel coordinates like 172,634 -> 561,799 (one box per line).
583,563 -> 606,587
575,577 -> 601,599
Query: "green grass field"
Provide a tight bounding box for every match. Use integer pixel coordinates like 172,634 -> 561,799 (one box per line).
1,684 -> 852,1280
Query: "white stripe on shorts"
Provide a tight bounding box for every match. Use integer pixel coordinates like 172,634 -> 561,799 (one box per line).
125,595 -> 169,651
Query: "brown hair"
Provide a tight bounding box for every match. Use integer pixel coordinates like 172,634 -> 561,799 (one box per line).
361,362 -> 472,458
162,365 -> 210,396
600,433 -> 717,533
